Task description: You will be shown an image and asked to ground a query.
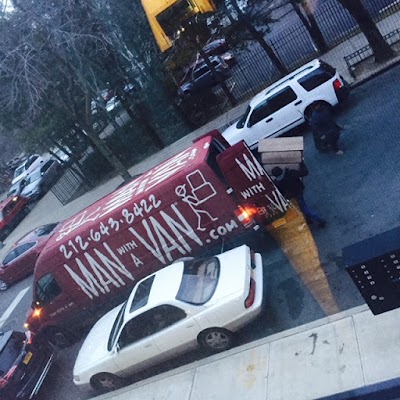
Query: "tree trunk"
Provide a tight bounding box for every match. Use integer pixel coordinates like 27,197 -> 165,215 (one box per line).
198,48 -> 237,106
337,0 -> 395,62
79,124 -> 132,182
134,101 -> 166,149
229,0 -> 288,75
292,0 -> 328,54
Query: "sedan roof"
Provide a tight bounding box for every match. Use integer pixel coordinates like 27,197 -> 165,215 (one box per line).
125,261 -> 184,318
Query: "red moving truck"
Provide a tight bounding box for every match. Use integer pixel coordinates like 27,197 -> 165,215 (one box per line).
25,134 -> 289,346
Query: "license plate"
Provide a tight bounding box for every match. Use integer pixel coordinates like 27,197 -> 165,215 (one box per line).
23,352 -> 33,365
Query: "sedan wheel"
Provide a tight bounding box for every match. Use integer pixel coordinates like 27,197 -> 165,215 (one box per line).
90,373 -> 125,392
198,328 -> 233,353
0,280 -> 8,291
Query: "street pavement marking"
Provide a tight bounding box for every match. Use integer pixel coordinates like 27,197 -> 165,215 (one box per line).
0,286 -> 30,329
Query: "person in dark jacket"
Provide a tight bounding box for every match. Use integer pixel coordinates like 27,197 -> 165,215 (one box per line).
271,163 -> 326,227
309,103 -> 344,155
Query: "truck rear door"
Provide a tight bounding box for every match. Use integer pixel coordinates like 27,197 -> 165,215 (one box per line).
216,141 -> 289,226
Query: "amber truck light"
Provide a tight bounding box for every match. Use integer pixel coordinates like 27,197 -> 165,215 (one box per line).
32,308 -> 42,318
234,206 -> 254,228
245,277 -> 256,308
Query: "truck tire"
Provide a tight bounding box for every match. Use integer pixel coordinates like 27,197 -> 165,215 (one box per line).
45,328 -> 72,348
197,327 -> 234,353
90,373 -> 126,392
0,279 -> 8,291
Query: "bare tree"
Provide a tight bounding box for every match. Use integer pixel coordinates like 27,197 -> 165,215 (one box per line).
0,0 -> 137,181
214,0 -> 288,75
337,0 -> 395,62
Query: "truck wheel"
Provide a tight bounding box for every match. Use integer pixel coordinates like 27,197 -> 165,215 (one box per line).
1,227 -> 10,239
0,279 -> 8,291
45,328 -> 72,348
90,373 -> 125,392
197,328 -> 234,353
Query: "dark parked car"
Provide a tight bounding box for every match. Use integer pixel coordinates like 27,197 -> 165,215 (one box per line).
0,330 -> 54,399
0,223 -> 59,291
179,56 -> 231,96
202,38 -> 236,67
0,195 -> 30,241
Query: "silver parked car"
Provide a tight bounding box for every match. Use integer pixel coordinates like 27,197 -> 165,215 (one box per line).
21,160 -> 62,200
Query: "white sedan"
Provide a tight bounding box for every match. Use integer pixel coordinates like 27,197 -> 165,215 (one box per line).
73,244 -> 263,393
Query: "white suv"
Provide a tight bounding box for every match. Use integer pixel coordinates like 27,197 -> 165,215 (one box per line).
222,59 -> 349,149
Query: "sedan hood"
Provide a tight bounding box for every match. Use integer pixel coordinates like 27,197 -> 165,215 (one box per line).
21,180 -> 41,198
73,304 -> 123,374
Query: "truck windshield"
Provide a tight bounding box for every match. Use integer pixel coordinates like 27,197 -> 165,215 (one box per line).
176,257 -> 220,305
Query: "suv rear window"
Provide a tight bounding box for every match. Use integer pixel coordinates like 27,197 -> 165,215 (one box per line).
298,67 -> 334,91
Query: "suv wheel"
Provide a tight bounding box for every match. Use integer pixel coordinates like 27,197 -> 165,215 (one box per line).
304,101 -> 332,122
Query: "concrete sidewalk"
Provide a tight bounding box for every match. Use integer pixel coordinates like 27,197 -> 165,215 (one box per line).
92,305 -> 400,400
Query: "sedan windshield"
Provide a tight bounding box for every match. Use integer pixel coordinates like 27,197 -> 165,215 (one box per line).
176,257 -> 220,305
13,165 -> 25,179
108,302 -> 127,351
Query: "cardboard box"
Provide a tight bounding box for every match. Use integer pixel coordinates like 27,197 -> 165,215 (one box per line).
258,137 -> 304,174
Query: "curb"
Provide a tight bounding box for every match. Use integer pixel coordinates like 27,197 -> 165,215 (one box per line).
318,377 -> 400,400
350,56 -> 400,89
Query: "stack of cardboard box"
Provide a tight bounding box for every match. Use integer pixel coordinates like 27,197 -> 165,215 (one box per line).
258,137 -> 304,175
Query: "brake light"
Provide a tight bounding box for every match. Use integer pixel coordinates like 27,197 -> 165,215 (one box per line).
234,206 -> 255,228
245,277 -> 256,308
333,79 -> 343,91
0,365 -> 18,388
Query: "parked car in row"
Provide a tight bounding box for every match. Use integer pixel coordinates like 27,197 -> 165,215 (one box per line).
178,55 -> 231,97
0,330 -> 55,399
7,179 -> 25,198
222,59 -> 350,149
21,160 -> 62,201
0,223 -> 59,291
202,38 -> 236,68
0,195 -> 30,241
11,154 -> 46,185
73,245 -> 263,393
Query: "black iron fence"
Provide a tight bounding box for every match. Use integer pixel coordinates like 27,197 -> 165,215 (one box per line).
54,0 -> 400,205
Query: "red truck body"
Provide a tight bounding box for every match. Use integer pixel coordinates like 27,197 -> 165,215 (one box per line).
25,135 -> 288,343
